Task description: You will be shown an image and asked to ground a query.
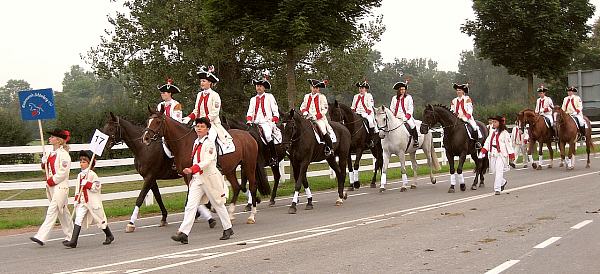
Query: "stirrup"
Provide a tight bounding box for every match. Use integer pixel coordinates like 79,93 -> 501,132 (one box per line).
475,141 -> 482,150
324,146 -> 333,157
412,139 -> 419,148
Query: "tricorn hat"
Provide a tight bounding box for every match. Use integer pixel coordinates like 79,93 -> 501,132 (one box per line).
197,65 -> 219,83
453,83 -> 469,94
393,81 -> 408,90
79,150 -> 96,163
566,86 -> 578,92
487,115 -> 505,124
307,79 -> 327,88
252,70 -> 271,89
355,80 -> 370,89
157,78 -> 181,94
536,85 -> 548,93
46,128 -> 71,142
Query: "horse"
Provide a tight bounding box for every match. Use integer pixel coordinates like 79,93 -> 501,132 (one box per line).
552,106 -> 594,170
516,109 -> 555,169
101,112 -> 180,232
141,107 -> 271,224
280,109 -> 351,214
328,100 -> 384,189
420,104 -> 488,192
374,106 -> 441,192
221,116 -> 287,207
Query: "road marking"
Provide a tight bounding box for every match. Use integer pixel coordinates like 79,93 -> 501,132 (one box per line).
485,260 -> 520,274
571,220 -> 593,229
533,237 -> 561,249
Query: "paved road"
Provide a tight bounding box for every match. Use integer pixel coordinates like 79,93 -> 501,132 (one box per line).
1,155 -> 599,274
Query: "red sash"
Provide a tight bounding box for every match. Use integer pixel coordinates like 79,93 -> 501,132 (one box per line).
165,103 -> 171,117
198,93 -> 210,119
48,154 -> 57,175
489,131 -> 501,153
303,94 -> 322,119
253,95 -> 266,121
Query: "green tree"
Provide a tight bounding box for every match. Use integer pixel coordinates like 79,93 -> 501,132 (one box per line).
572,17 -> 600,70
205,0 -> 382,108
0,79 -> 31,109
462,0 -> 595,105
0,108 -> 33,146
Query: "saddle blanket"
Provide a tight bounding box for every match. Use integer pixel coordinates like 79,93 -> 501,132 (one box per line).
216,138 -> 236,156
464,124 -> 474,140
570,115 -> 587,129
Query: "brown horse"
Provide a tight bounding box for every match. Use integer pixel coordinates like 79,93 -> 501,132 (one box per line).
552,106 -> 594,170
517,109 -> 555,169
141,107 -> 271,224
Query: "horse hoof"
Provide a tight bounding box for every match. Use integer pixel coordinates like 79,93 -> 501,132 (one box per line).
244,204 -> 252,212
567,166 -> 574,171
523,165 -> 528,168
125,223 -> 136,233
269,200 -> 276,207
559,163 -> 564,167
305,204 -> 314,210
460,184 -> 466,191
379,188 -> 386,193
547,164 -> 553,169
471,185 -> 478,190
586,164 -> 591,168
335,200 -> 344,206
479,183 -> 485,188
353,181 -> 361,189
410,184 -> 417,189
343,192 -> 348,200
448,188 -> 455,193
431,179 -> 437,185
246,218 -> 256,224
400,186 -> 407,192
347,186 -> 355,191
159,220 -> 167,227
532,163 -> 538,169
288,206 -> 297,214
536,165 -> 542,170
370,182 -> 377,188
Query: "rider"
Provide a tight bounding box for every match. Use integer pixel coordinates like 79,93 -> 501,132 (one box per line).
561,86 -> 586,141
182,66 -> 234,151
390,80 -> 419,148
246,71 -> 280,167
479,115 -> 515,195
534,85 -> 556,141
300,79 -> 334,157
157,78 -> 183,158
450,83 -> 483,149
351,80 -> 378,148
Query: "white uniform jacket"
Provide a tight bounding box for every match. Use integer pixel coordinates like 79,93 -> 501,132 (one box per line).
158,99 -> 183,122
42,147 -> 71,189
351,92 -> 374,116
190,136 -> 228,205
450,95 -> 474,122
562,95 -> 583,115
187,88 -> 222,125
390,94 -> 414,120
300,92 -> 331,134
510,126 -> 528,146
246,93 -> 280,124
74,169 -> 108,229
535,96 -> 554,116
481,129 -> 515,173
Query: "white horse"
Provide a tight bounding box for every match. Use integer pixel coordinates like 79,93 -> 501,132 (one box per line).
374,105 -> 441,192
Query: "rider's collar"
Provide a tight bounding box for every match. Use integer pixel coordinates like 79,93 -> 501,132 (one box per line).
198,135 -> 209,144
202,88 -> 212,95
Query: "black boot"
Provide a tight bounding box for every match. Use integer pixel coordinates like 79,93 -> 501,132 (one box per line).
63,224 -> 81,248
579,126 -> 586,142
367,128 -> 375,148
267,140 -> 278,167
410,127 -> 419,148
220,228 -> 234,240
102,226 -> 114,245
322,134 -> 334,157
551,126 -> 558,142
171,231 -> 188,244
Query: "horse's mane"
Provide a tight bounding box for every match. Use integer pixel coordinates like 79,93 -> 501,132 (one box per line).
432,104 -> 453,113
337,102 -> 360,121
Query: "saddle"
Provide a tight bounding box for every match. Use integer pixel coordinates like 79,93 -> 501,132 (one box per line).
463,122 -> 477,140
309,121 -> 337,144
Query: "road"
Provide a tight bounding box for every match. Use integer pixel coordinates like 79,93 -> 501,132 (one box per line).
1,155 -> 599,274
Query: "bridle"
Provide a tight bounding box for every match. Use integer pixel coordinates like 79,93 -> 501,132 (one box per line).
420,107 -> 459,132
143,114 -> 195,144
375,109 -> 402,134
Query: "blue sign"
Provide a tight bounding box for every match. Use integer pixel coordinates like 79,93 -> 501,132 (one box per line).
18,88 -> 56,121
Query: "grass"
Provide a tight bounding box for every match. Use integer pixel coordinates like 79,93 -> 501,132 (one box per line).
0,142 -> 595,230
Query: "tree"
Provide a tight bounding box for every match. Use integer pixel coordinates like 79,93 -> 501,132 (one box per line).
0,79 -> 31,109
571,17 -> 600,70
462,0 -> 595,104
205,0 -> 383,108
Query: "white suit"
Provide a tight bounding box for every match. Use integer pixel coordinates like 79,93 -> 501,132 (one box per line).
510,126 -> 529,166
300,92 -> 332,135
186,89 -> 233,145
562,94 -> 586,128
246,93 -> 281,143
535,96 -> 554,127
351,92 -> 377,132
481,129 -> 515,192
158,99 -> 183,157
451,95 -> 482,138
390,94 -> 416,129
73,169 -> 108,229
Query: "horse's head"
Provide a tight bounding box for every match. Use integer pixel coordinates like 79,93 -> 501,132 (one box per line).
281,109 -> 300,153
374,105 -> 389,138
102,112 -> 122,149
142,105 -> 165,146
552,105 -> 565,125
420,104 -> 437,134
329,100 -> 344,124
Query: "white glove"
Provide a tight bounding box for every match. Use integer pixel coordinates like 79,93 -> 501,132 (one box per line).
41,154 -> 48,164
477,152 -> 486,159
182,117 -> 191,124
246,120 -> 253,125
302,112 -> 310,119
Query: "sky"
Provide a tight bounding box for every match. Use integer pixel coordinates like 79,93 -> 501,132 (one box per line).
1,0 -> 599,92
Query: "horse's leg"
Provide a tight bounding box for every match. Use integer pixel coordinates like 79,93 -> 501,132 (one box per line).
301,175 -> 313,210
470,153 -> 480,190
239,166 -> 252,212
423,144 -> 436,184
568,141 -> 576,170
559,141 -> 566,168
353,149 -> 364,189
269,165 -> 281,206
126,180 -> 153,232
528,140 -> 538,169
585,128 -> 592,168
546,141 -> 554,168
409,152 -> 418,189
536,141 -> 544,170
225,173 -> 240,220
457,154 -> 467,191
370,146 -> 382,188
380,150 -> 390,192
326,156 -> 346,205
448,153 -> 456,193
399,153 -> 408,192
289,161 -> 308,214
149,182 -> 168,227
346,152 -> 355,191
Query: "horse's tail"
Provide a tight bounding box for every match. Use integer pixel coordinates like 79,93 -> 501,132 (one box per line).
255,161 -> 272,197
429,136 -> 441,171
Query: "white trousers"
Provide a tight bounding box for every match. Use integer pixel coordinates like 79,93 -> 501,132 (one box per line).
208,122 -> 233,144
490,155 -> 507,192
162,137 -> 174,158
254,121 -> 278,142
34,185 -> 73,241
178,180 -> 232,235
570,114 -> 587,128
464,118 -> 482,138
74,203 -> 107,229
541,113 -> 554,127
358,112 -> 379,133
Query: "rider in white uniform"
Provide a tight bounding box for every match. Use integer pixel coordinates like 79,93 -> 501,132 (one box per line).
561,86 -> 587,141
450,83 -> 483,149
390,80 -> 419,148
300,79 -> 334,156
534,85 -> 556,141
157,79 -> 183,158
351,80 -> 378,147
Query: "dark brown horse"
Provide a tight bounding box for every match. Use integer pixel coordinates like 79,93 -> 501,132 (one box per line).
552,106 -> 594,170
328,100 -> 383,189
517,109 -> 555,169
142,107 -> 271,224
101,112 -> 180,232
281,109 -> 351,214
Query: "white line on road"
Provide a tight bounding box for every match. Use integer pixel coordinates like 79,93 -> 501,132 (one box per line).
533,237 -> 562,249
571,220 -> 593,230
485,260 -> 520,274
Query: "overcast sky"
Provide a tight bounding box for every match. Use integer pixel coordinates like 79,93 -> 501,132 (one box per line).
0,0 -> 599,92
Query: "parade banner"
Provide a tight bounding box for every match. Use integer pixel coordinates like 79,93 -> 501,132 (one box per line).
18,88 -> 56,121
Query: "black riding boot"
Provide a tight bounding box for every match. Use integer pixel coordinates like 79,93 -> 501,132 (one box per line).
323,134 -> 334,157
579,126 -> 586,142
63,224 -> 81,248
102,226 -> 114,245
367,127 -> 375,148
410,127 -> 419,148
267,140 -> 278,167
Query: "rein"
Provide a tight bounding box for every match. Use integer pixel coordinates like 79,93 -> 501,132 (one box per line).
108,117 -> 143,145
376,110 -> 403,133
145,115 -> 195,144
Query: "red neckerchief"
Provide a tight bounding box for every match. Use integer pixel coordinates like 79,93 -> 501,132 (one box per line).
353,95 -> 366,111
303,93 -> 321,118
197,92 -> 210,118
48,153 -> 57,175
515,127 -> 521,140
79,174 -> 89,203
456,98 -> 468,116
165,102 -> 171,117
489,130 -> 501,153
191,142 -> 203,162
254,95 -> 266,121
568,97 -> 577,111
537,98 -> 544,112
394,95 -> 402,116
